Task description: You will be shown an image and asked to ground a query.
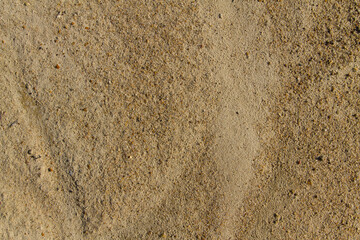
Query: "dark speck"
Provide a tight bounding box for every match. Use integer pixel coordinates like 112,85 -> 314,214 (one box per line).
273,213 -> 278,224
355,26 -> 360,34
315,156 -> 323,161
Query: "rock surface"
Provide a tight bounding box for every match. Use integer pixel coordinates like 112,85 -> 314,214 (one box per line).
0,0 -> 359,239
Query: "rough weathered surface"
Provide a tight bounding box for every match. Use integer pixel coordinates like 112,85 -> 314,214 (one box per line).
0,0 -> 359,239
236,1 -> 360,239
1,1 -> 223,239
